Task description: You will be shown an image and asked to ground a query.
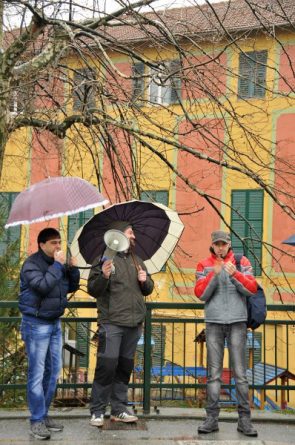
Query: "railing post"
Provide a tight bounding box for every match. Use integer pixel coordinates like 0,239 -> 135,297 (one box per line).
143,306 -> 152,414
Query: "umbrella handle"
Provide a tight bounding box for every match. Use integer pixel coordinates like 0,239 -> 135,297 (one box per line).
130,248 -> 140,272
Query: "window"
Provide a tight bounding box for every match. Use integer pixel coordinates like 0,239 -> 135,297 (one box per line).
238,50 -> 267,99
9,89 -> 27,114
73,68 -> 96,112
231,189 -> 264,276
141,190 -> 169,206
132,62 -> 145,101
0,192 -> 20,261
67,209 -> 94,245
149,60 -> 181,105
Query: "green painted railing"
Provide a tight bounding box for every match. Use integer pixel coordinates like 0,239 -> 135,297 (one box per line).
1,301 -> 295,413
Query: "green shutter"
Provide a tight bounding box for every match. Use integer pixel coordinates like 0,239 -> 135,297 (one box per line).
238,51 -> 267,99
73,68 -> 96,111
141,190 -> 169,206
238,53 -> 252,98
231,189 -> 264,275
254,51 -> 267,98
140,191 -> 169,272
67,209 -> 94,244
76,322 -> 90,368
0,193 -> 20,261
169,60 -> 181,104
132,63 -> 145,101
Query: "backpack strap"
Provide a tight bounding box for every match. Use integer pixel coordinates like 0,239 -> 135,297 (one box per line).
234,254 -> 243,272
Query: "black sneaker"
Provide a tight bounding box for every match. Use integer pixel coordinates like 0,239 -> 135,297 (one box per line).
198,416 -> 219,434
30,421 -> 51,440
44,416 -> 64,431
237,417 -> 258,437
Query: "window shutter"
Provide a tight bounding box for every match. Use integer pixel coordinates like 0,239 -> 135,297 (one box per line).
254,50 -> 267,98
238,53 -> 252,98
150,68 -> 160,104
238,51 -> 267,99
73,68 -> 96,111
76,322 -> 90,368
231,190 -> 264,275
140,190 -> 169,272
169,60 -> 181,104
67,209 -> 94,245
132,63 -> 145,101
0,193 -> 20,261
141,190 -> 169,206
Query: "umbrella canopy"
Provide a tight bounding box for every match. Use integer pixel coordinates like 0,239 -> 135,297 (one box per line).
71,200 -> 184,276
5,177 -> 108,228
282,234 -> 295,246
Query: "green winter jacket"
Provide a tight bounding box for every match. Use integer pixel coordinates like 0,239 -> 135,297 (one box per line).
87,251 -> 154,327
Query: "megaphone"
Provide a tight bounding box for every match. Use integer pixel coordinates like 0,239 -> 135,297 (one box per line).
102,229 -> 130,260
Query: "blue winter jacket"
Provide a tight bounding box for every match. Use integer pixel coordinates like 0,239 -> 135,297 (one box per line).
19,249 -> 80,321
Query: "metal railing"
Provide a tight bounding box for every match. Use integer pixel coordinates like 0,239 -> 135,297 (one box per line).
1,301 -> 295,413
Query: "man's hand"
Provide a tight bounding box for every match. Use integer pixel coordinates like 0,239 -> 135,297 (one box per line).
214,258 -> 223,275
102,259 -> 113,279
54,250 -> 65,265
69,256 -> 78,267
138,265 -> 147,283
224,261 -> 237,276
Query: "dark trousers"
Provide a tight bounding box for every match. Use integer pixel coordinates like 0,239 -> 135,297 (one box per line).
90,323 -> 142,416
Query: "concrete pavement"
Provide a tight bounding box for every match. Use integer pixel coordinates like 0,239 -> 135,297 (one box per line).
1,407 -> 295,444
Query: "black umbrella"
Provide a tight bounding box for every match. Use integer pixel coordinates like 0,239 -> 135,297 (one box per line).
282,234 -> 295,246
71,200 -> 184,277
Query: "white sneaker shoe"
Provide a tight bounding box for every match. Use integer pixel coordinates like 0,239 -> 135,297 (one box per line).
110,411 -> 138,423
90,414 -> 104,427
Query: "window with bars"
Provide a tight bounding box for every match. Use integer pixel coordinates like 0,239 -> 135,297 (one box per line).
0,193 -> 20,261
231,189 -> 264,276
238,50 -> 267,99
73,68 -> 96,112
149,60 -> 181,105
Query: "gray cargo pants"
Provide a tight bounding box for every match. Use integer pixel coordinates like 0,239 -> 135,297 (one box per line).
90,323 -> 142,416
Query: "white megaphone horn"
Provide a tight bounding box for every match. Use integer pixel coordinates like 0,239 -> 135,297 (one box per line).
102,229 -> 130,261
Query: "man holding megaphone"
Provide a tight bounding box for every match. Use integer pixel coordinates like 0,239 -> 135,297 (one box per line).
87,221 -> 154,427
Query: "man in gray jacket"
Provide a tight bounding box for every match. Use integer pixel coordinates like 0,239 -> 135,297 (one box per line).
194,230 -> 258,437
88,221 -> 154,427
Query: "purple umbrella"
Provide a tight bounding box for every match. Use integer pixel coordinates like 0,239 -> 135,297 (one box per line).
5,177 -> 108,228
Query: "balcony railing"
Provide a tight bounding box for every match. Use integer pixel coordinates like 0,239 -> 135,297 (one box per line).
1,301 -> 295,413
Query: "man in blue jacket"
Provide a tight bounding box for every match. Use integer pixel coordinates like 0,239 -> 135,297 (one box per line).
19,228 -> 80,440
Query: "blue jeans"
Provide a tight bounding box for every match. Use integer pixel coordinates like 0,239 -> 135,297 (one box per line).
205,322 -> 251,418
20,317 -> 62,423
